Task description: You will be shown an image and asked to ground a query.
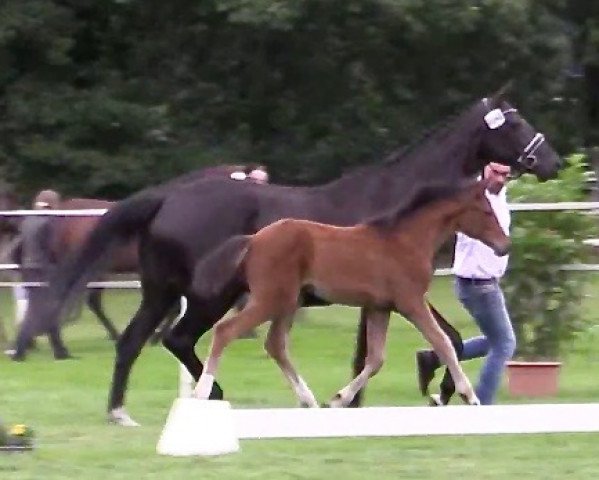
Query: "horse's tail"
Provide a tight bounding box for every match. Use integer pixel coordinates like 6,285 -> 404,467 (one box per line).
192,235 -> 250,299
45,193 -> 166,323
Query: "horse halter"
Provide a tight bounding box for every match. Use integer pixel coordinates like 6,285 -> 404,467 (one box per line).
482,98 -> 546,172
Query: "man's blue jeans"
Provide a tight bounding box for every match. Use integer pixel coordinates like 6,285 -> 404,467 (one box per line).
455,277 -> 516,405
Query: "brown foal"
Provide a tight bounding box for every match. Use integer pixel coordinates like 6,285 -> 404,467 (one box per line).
193,178 -> 510,407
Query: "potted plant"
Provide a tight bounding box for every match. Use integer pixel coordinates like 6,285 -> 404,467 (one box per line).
502,153 -> 599,397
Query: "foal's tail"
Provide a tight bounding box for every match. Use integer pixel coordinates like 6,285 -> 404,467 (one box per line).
41,193 -> 166,326
192,235 -> 250,299
348,300 -> 463,407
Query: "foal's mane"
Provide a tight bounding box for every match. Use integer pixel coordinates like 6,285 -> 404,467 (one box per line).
366,181 -> 471,231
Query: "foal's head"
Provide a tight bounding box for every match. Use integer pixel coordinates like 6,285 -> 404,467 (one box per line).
452,179 -> 510,257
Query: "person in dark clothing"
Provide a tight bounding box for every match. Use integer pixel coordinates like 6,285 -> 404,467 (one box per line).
4,189 -> 72,361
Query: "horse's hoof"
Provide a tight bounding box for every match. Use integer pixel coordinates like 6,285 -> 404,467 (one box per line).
54,352 -> 77,361
108,408 -> 141,427
326,393 -> 346,408
458,393 -> 480,406
209,385 -> 224,400
10,352 -> 26,362
428,394 -> 444,407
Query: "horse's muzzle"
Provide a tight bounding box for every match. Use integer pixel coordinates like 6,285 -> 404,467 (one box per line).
494,240 -> 511,257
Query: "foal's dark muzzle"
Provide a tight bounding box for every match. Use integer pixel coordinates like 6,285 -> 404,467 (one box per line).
494,240 -> 511,257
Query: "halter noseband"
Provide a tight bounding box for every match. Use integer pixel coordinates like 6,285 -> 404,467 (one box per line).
482,98 -> 545,171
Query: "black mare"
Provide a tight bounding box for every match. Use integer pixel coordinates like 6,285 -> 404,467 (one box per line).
42,93 -> 561,425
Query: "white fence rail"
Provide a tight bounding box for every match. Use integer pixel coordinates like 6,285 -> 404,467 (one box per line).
233,403 -> 599,439
2,201 -> 599,218
1,202 -> 599,288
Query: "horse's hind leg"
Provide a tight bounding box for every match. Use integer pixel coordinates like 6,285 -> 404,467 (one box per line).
48,325 -> 72,360
108,284 -> 178,426
348,307 -> 369,407
264,314 -> 319,408
194,299 -> 272,399
87,289 -> 120,342
329,309 -> 390,408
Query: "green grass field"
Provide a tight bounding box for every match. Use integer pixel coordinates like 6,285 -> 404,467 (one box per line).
2,277 -> 599,479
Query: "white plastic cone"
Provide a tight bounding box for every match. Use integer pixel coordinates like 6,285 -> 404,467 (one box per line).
156,398 -> 240,456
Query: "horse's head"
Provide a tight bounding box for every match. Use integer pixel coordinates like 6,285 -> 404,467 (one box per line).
476,86 -> 561,181
454,179 -> 511,257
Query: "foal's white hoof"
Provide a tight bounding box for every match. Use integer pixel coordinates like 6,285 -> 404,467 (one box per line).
108,407 -> 141,427
326,396 -> 345,409
459,393 -> 481,406
428,394 -> 444,407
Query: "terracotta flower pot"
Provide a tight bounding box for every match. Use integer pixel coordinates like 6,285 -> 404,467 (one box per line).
506,360 -> 562,397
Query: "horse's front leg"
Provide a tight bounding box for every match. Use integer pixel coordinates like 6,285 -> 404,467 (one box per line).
402,300 -> 479,406
328,308 -> 390,408
264,315 -> 319,408
428,302 -> 463,405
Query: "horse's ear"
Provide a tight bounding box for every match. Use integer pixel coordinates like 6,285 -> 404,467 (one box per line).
490,80 -> 513,106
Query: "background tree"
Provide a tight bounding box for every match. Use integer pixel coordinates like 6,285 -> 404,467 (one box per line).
0,0 -> 592,199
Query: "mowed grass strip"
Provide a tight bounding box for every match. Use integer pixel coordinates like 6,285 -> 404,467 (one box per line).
2,277 -> 599,479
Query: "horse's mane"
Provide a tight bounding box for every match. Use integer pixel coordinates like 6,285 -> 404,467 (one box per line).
329,98 -> 482,184
383,100 -> 480,165
366,180 -> 470,231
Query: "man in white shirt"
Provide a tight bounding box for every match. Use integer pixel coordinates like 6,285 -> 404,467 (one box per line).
416,162 -> 515,404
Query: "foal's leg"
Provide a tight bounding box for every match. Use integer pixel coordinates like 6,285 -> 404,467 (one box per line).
194,300 -> 271,399
349,307 -> 369,407
264,315 -> 319,408
328,309 -> 390,408
87,289 -> 120,342
403,301 -> 479,405
429,303 -> 462,406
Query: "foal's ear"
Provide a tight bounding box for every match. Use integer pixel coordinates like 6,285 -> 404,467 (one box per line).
490,80 -> 513,106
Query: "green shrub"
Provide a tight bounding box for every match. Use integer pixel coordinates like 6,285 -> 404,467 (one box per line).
503,154 -> 599,359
